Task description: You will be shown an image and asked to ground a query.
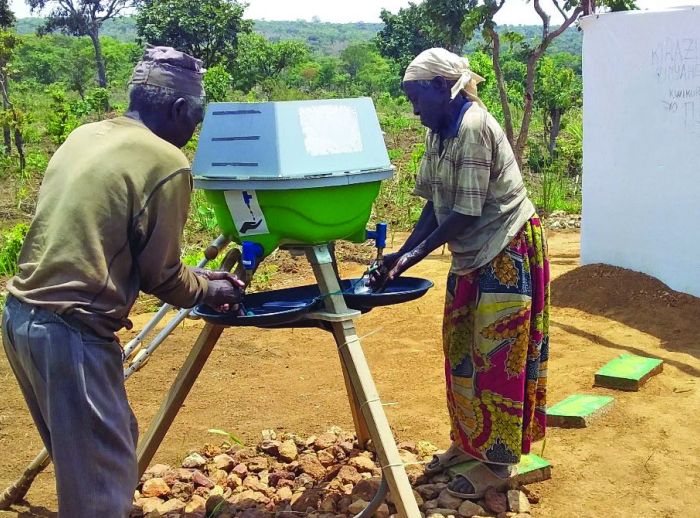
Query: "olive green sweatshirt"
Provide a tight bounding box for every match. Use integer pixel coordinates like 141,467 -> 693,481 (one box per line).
7,116 -> 208,338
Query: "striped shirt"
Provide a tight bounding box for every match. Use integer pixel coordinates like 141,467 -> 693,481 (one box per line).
413,103 -> 535,274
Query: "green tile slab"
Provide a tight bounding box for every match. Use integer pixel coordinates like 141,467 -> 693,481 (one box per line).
547,394 -> 615,428
448,454 -> 552,487
594,354 -> 663,391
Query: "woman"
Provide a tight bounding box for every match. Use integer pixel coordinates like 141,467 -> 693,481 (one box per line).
371,48 -> 550,498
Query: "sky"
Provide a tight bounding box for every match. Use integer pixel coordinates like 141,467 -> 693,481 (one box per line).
9,0 -> 700,24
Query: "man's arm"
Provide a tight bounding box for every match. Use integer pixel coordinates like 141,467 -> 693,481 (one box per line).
133,169 -> 242,310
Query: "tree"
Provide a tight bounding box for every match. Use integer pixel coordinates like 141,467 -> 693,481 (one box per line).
423,0 -> 475,53
0,0 -> 14,153
230,32 -> 308,97
0,30 -> 25,170
376,2 -> 443,72
136,0 -> 252,68
535,55 -> 581,155
457,0 -> 637,167
0,0 -> 15,30
26,0 -> 133,88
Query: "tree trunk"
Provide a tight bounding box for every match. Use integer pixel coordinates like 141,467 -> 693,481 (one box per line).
3,124 -> 10,154
514,52 -> 542,168
548,108 -> 562,155
88,26 -> 107,88
486,26 -> 515,148
0,73 -> 25,173
2,71 -> 10,154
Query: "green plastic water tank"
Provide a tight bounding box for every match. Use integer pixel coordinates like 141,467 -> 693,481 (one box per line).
192,97 -> 393,256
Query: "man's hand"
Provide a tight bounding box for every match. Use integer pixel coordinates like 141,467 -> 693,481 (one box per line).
196,269 -> 246,312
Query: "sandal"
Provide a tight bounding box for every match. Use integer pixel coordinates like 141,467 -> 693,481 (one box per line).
446,462 -> 516,499
424,445 -> 474,475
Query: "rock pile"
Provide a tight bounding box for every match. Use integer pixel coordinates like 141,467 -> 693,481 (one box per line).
545,211 -> 581,230
131,428 -> 538,518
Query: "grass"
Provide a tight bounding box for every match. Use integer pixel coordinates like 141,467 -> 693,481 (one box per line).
0,223 -> 29,277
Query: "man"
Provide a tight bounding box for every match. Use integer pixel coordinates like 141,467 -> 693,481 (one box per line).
371,48 -> 550,498
1,46 -> 243,517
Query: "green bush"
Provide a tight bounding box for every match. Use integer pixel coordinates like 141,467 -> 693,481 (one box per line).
0,223 -> 29,277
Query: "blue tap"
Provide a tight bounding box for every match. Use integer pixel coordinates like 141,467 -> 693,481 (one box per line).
241,241 -> 264,270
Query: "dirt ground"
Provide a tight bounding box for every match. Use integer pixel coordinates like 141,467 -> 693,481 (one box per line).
2,230 -> 700,517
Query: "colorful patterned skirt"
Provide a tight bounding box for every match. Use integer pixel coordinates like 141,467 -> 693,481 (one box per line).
443,216 -> 550,466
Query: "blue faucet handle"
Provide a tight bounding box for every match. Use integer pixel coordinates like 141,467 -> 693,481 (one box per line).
366,222 -> 388,249
241,241 -> 264,270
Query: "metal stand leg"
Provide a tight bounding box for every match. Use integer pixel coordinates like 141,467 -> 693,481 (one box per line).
306,245 -> 421,518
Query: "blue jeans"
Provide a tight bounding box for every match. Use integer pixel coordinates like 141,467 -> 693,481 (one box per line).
2,296 -> 138,518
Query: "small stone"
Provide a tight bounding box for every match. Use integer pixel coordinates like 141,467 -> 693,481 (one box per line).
182,453 -> 207,469
424,499 -> 438,510
426,509 -> 459,517
227,472 -> 243,489
484,487 -> 508,514
141,478 -> 170,498
317,448 -> 336,466
337,465 -> 362,485
314,433 -> 338,450
291,487 -> 324,512
507,490 -> 530,514
175,468 -> 194,482
278,440 -> 298,462
268,470 -> 295,487
438,489 -> 464,510
295,473 -> 316,490
230,489 -> 270,505
348,455 -> 377,473
416,484 -> 442,501
193,486 -> 211,499
134,497 -> 163,514
213,454 -> 235,472
351,477 -> 381,501
319,493 -> 340,512
192,471 -> 215,489
431,473 -> 450,484
144,464 -> 171,479
247,456 -> 270,473
259,439 -> 281,456
170,481 -> 194,501
458,500 -> 486,517
210,485 -> 225,497
399,449 -> 419,465
232,463 -> 249,477
261,429 -> 277,441
416,441 -> 438,459
277,486 -> 293,501
185,494 -> 207,513
201,443 -> 222,457
211,469 -> 229,487
397,441 -> 417,453
156,498 -> 185,515
243,475 -> 268,493
298,454 -> 326,480
347,499 -> 369,514
375,502 -> 391,518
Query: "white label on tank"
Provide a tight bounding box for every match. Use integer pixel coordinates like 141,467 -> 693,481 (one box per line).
224,190 -> 270,236
298,105 -> 363,156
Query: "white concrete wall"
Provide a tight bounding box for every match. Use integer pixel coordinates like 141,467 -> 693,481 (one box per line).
581,7 -> 700,297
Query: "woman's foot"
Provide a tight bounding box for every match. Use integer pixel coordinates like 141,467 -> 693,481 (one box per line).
425,442 -> 473,474
446,462 -> 515,498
